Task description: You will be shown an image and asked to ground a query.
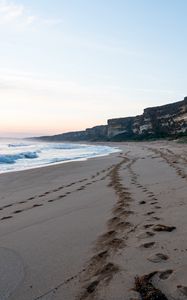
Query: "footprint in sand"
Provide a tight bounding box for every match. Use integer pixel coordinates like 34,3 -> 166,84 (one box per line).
92,250 -> 109,262
148,194 -> 154,198
88,251 -> 109,272
177,285 -> 187,296
117,210 -> 134,218
32,204 -> 43,207
159,269 -> 173,280
58,195 -> 66,198
13,210 -> 22,214
137,231 -> 155,239
112,207 -> 125,214
107,216 -> 122,227
153,197 -> 158,201
85,280 -> 99,295
114,221 -> 131,231
98,230 -> 116,242
103,238 -> 125,250
38,194 -> 45,198
144,224 -> 154,229
139,200 -> 146,205
147,253 -> 169,263
146,211 -> 155,215
151,216 -> 161,221
66,183 -> 73,187
83,263 -> 119,297
28,197 -> 35,200
77,187 -> 85,191
4,204 -> 13,208
153,224 -> 176,232
94,262 -> 119,279
1,216 -> 13,220
140,242 -> 155,249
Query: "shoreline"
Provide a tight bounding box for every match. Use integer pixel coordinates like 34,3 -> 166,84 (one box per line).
0,142 -> 120,175
0,141 -> 186,299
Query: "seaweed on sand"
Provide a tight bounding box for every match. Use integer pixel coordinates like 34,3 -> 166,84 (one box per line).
135,272 -> 168,300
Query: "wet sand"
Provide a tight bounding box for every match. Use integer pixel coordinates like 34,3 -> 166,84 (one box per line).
0,141 -> 187,300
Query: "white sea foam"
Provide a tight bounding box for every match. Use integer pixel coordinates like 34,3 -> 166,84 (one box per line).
0,140 -> 119,173
8,143 -> 30,148
0,152 -> 39,164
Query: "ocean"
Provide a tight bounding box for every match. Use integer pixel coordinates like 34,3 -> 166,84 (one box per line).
0,139 -> 119,174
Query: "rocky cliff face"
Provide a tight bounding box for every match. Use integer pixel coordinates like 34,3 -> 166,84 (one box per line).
36,97 -> 187,142
38,125 -> 108,142
108,97 -> 187,140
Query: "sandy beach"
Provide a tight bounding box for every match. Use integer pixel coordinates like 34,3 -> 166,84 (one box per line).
0,141 -> 187,300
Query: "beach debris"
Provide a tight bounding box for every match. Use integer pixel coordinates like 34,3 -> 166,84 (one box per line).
135,271 -> 168,300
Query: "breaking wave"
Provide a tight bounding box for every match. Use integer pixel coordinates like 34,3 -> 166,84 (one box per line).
0,152 -> 39,164
0,140 -> 119,173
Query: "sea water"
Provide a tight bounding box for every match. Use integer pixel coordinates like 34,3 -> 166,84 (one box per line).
0,139 -> 119,174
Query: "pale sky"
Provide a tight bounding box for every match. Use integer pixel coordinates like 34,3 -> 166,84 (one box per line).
0,0 -> 187,137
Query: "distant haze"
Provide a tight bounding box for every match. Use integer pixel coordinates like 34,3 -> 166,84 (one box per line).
0,0 -> 187,137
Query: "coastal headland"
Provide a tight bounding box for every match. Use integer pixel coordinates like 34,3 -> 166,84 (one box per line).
0,141 -> 186,299
37,97 -> 187,142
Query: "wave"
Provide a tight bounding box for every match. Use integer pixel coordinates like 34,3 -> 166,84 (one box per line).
8,143 -> 30,148
47,151 -> 111,165
49,155 -> 89,164
0,141 -> 120,173
42,143 -> 87,151
0,151 -> 39,164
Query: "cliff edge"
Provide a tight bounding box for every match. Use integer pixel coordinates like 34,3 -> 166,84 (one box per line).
36,97 -> 187,142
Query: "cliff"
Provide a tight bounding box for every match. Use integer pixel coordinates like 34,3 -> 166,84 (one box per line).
108,97 -> 187,140
36,97 -> 187,142
38,125 -> 108,142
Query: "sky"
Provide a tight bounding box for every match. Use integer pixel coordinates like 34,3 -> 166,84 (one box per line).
0,0 -> 187,137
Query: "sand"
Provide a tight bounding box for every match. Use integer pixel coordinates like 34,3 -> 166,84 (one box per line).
0,141 -> 186,300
